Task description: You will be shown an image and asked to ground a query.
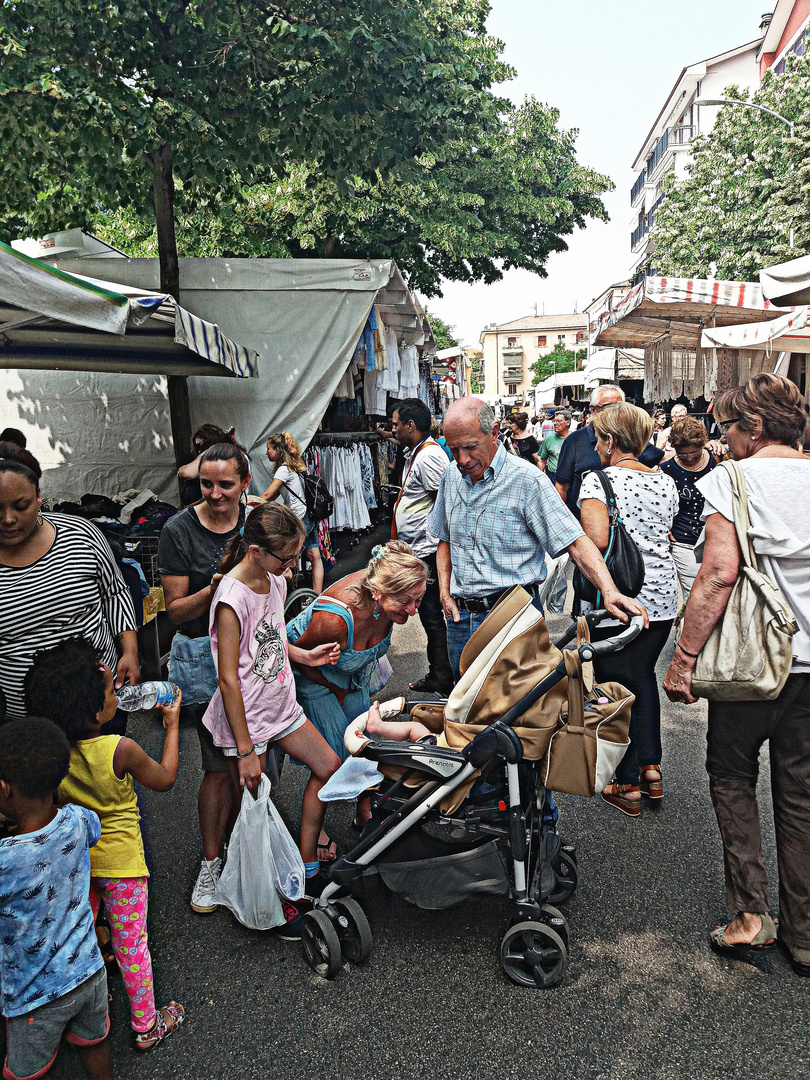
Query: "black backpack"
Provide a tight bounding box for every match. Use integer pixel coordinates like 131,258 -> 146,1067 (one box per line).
280,473 -> 334,523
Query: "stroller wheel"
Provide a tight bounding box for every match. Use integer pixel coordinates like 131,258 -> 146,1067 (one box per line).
501,921 -> 567,989
301,909 -> 342,979
549,850 -> 579,906
332,897 -> 373,965
539,903 -> 570,950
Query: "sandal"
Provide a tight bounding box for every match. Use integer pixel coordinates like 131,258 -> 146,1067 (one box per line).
135,1002 -> 185,1052
639,765 -> 663,800
601,782 -> 641,817
317,835 -> 338,863
710,914 -> 777,953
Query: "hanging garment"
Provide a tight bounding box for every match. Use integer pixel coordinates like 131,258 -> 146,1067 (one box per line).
399,343 -> 420,397
379,326 -> 401,392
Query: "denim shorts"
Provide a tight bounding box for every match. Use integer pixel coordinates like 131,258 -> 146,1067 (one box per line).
302,514 -> 319,553
168,633 -> 218,706
4,967 -> 109,1080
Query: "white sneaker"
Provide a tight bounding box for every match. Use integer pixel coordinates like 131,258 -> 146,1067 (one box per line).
190,857 -> 222,913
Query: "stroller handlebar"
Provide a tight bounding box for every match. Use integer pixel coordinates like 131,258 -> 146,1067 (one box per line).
580,614 -> 645,659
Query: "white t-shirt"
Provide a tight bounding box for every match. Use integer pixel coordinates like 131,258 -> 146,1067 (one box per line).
579,466 -> 679,623
274,465 -> 307,519
698,458 -> 810,671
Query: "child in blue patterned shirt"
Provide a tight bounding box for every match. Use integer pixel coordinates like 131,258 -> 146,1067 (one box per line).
0,717 -> 112,1080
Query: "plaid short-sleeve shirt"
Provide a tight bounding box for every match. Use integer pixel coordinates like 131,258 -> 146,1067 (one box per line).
429,444 -> 583,598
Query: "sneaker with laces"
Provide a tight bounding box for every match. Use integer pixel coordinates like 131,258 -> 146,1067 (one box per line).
270,901 -> 303,941
190,857 -> 222,914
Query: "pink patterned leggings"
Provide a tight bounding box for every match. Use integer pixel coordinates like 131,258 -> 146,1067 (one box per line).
90,876 -> 156,1034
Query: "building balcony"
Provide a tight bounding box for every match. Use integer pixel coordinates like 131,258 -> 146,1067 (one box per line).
501,345 -> 523,356
646,129 -> 668,180
631,219 -> 648,250
630,173 -> 645,206
502,367 -> 523,382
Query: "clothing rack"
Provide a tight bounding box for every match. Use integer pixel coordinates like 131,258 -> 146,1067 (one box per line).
312,431 -> 383,445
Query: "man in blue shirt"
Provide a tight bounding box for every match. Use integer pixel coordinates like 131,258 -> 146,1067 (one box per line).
555,385 -> 664,519
429,397 -> 647,676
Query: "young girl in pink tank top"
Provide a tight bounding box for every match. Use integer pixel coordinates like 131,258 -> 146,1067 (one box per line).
25,638 -> 185,1052
202,503 -> 341,930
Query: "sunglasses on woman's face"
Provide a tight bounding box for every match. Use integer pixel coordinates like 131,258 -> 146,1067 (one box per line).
716,417 -> 741,432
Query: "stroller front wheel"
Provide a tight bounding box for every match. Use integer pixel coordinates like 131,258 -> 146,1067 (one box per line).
332,897 -> 373,965
501,921 -> 568,989
549,850 -> 579,905
301,909 -> 343,979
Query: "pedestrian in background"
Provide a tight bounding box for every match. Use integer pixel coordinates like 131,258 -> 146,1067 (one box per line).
660,416 -> 717,600
539,409 -> 571,484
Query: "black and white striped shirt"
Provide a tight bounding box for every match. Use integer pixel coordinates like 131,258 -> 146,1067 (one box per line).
0,514 -> 136,720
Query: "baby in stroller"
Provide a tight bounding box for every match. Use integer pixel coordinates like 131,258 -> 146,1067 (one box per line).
301,587 -> 642,989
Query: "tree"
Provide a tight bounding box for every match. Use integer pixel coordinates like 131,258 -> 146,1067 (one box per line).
423,308 -> 459,351
651,54 -> 810,280
88,96 -> 613,296
530,342 -> 585,385
0,0 -> 512,296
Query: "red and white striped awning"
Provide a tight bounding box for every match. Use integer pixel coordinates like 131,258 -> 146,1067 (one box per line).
701,305 -> 810,353
592,276 -> 787,350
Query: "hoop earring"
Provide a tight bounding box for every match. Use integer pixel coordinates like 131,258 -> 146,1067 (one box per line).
37,511 -> 44,526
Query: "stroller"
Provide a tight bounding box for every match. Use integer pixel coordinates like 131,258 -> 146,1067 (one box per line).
301,587 -> 641,989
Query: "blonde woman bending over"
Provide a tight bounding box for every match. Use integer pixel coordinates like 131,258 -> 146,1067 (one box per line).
261,431 -> 324,593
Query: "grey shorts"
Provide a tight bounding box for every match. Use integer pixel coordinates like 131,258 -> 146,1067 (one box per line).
4,967 -> 109,1080
195,712 -> 230,774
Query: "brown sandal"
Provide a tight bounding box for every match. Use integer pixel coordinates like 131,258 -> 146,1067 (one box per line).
601,783 -> 641,817
639,765 -> 663,799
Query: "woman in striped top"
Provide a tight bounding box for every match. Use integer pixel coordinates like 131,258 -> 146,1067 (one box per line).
0,453 -> 138,721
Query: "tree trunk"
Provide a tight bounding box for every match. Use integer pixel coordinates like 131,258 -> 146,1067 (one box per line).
144,142 -> 191,478
322,235 -> 337,258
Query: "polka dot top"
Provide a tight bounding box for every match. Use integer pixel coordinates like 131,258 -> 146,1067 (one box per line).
579,467 -> 679,623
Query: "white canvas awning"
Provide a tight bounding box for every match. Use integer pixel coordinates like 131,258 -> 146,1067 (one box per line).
701,306 -> 810,353
0,241 -> 257,378
760,254 -> 810,307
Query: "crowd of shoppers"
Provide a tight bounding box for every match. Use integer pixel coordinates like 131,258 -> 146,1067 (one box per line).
1,374 -> 808,1080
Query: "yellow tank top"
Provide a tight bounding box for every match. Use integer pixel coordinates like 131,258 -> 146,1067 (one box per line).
58,735 -> 148,878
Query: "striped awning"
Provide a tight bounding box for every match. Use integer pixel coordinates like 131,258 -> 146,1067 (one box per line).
592,276 -> 787,351
0,241 -> 257,377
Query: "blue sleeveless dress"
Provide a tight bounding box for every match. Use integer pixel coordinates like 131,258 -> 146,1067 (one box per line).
286,596 -> 392,760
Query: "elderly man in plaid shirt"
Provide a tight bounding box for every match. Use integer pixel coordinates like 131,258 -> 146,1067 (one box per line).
429,397 -> 647,677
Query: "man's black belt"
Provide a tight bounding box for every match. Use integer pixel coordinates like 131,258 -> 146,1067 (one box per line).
455,583 -> 540,613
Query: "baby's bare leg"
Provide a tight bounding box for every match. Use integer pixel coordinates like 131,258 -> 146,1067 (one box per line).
366,702 -> 431,742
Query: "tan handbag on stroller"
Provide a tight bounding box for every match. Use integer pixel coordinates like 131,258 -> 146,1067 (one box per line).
543,641 -> 635,798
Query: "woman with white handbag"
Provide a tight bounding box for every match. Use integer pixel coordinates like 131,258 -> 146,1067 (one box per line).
663,375 -> 810,976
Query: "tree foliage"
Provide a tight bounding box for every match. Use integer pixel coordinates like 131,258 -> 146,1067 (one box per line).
88,95 -> 612,296
651,54 -> 810,280
423,308 -> 459,351
530,342 -> 585,385
0,0 -> 512,291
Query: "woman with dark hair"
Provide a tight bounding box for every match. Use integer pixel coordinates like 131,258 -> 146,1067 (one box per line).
661,416 -> 718,600
663,374 -> 810,973
177,423 -> 237,505
260,430 -> 324,593
158,442 -> 250,914
504,411 -> 540,465
0,452 -> 138,722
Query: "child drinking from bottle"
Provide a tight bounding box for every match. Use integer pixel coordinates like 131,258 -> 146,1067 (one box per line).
202,503 -> 341,933
24,639 -> 185,1052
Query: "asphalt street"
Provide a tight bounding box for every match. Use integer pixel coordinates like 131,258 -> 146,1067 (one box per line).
46,580 -> 809,1080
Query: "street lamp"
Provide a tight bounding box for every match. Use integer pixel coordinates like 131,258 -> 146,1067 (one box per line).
694,96 -> 795,248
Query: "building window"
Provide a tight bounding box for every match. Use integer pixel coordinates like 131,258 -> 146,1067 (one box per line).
507,383 -> 517,395
575,331 -> 586,344
557,334 -> 565,344
537,335 -> 546,347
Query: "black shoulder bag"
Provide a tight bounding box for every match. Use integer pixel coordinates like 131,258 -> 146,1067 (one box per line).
572,469 -> 645,607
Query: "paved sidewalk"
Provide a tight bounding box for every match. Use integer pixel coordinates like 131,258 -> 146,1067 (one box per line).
46,611 -> 809,1080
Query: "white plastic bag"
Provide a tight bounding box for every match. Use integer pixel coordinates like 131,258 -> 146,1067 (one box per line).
265,785 -> 306,901
212,777 -> 303,929
369,654 -> 393,693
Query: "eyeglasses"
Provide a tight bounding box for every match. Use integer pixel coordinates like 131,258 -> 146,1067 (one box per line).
591,402 -> 618,414
262,545 -> 301,567
716,417 -> 741,432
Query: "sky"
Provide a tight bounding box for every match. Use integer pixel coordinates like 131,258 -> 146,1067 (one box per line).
427,0 -> 771,346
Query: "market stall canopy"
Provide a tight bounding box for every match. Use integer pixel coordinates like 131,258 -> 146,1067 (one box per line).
701,305 -> 810,354
0,241 -> 257,378
759,254 -> 810,307
592,276 -> 783,351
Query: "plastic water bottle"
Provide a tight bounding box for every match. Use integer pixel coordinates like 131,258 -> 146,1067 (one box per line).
115,681 -> 180,712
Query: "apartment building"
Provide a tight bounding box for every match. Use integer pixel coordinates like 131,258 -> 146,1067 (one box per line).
759,0 -> 810,74
628,29 -> 763,282
479,313 -> 587,398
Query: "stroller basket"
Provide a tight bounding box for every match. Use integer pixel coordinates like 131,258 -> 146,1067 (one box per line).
377,834 -> 508,910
